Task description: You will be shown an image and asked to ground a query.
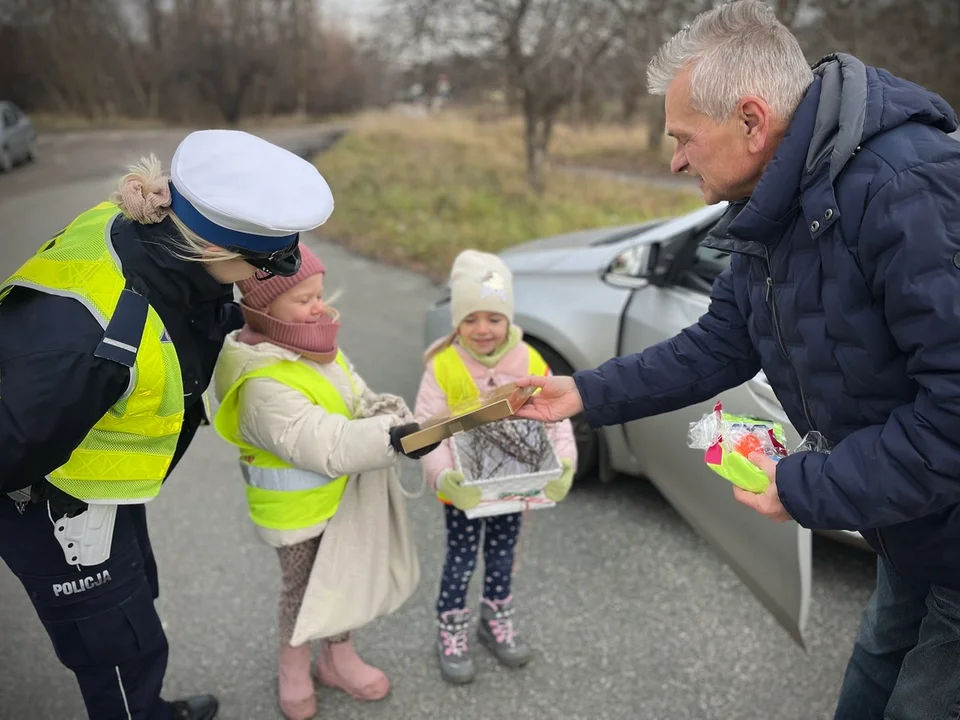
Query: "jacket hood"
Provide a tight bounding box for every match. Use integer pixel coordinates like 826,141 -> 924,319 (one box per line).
804,53 -> 957,188
213,331 -> 302,402
721,53 -> 958,246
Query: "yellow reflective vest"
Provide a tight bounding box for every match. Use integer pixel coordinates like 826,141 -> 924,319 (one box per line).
214,351 -> 354,531
431,342 -> 549,504
0,202 -> 185,503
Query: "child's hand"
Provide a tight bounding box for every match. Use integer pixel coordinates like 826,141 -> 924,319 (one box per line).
438,470 -> 482,511
544,459 -> 575,502
389,423 -> 441,459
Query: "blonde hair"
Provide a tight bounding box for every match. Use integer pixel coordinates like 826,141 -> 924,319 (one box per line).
110,154 -> 243,264
315,287 -> 343,323
323,286 -> 343,319
424,330 -> 457,365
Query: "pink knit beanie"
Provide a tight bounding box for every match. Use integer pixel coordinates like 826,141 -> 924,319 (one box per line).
236,246 -> 326,309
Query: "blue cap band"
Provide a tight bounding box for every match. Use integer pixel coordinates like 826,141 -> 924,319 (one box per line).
168,181 -> 298,253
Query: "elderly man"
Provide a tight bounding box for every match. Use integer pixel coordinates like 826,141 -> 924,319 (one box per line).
515,1 -> 960,718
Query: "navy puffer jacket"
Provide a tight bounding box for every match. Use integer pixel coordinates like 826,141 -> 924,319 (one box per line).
574,54 -> 960,588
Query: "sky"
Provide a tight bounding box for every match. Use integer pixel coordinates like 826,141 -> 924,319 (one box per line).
326,0 -> 384,36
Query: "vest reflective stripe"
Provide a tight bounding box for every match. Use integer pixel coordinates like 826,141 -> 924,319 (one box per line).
244,480 -> 349,531
214,351 -> 355,530
431,342 -> 549,503
0,202 -> 184,503
240,464 -> 339,492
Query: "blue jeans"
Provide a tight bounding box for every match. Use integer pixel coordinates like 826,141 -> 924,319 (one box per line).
835,557 -> 960,720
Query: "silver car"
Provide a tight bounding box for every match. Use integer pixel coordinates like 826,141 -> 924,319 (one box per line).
0,101 -> 38,173
424,202 -> 870,646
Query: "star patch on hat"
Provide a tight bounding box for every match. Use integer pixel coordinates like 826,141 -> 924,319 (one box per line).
479,270 -> 507,302
448,248 -> 515,329
169,129 -> 334,256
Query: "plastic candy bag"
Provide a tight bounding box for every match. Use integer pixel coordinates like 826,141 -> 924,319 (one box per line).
688,403 -> 834,494
794,431 -> 833,454
687,402 -> 788,493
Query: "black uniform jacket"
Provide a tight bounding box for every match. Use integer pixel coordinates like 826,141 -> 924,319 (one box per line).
0,215 -> 244,495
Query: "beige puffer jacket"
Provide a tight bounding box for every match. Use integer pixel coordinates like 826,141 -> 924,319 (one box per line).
213,332 -> 414,547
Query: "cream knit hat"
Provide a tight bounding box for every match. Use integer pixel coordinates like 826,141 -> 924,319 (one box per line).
449,249 -> 514,330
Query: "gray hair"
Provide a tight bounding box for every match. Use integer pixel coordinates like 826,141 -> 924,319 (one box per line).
646,0 -> 813,122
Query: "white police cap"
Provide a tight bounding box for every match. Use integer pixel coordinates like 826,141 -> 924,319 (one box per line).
169,129 -> 334,257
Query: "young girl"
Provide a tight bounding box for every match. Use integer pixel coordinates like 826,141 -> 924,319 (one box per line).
212,246 -> 431,720
414,249 -> 578,684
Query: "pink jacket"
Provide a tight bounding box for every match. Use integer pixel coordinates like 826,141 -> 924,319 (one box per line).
414,337 -> 578,492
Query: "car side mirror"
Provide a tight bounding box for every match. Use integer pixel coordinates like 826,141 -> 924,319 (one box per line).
603,242 -> 662,287
606,242 -> 659,280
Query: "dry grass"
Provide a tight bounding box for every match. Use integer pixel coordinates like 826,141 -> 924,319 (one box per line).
29,113 -> 171,133
29,112 -> 348,133
239,112 -> 353,129
314,110 -> 701,280
549,120 -> 676,174
459,107 -> 677,174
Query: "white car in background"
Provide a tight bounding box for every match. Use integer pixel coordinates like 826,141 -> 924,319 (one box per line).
0,101 -> 38,173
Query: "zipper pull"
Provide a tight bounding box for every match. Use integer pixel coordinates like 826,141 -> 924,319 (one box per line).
766,277 -> 773,302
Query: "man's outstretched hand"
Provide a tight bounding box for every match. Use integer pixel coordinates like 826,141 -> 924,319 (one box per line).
513,375 -> 584,422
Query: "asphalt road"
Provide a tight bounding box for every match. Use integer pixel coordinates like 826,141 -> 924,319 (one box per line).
0,128 -> 877,720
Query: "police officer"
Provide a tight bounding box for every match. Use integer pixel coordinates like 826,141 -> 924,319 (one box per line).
0,129 -> 335,720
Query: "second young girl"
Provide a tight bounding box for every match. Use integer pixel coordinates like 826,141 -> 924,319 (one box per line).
414,249 -> 578,684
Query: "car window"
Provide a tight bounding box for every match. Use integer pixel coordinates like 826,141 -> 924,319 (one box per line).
675,244 -> 731,295
2,107 -> 18,128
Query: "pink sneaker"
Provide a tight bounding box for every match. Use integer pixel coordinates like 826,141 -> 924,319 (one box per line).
314,634 -> 390,701
278,644 -> 316,720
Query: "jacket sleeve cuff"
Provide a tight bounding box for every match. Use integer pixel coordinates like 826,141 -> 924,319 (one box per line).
573,369 -> 618,428
775,476 -> 802,526
774,452 -> 825,529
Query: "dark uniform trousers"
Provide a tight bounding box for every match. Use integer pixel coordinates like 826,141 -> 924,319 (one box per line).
0,497 -> 173,719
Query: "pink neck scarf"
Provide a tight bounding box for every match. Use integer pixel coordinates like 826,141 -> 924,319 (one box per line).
238,301 -> 340,364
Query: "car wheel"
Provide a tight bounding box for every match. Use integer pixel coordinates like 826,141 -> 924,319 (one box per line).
0,147 -> 12,173
26,137 -> 38,162
525,338 -> 599,482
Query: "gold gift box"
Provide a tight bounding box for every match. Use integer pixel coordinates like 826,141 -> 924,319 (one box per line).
400,382 -> 538,454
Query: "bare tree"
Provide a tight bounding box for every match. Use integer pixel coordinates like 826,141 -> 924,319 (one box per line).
504,0 -> 619,192
3,0 -> 956,136
610,0 -> 715,150
0,0 -> 385,124
178,0 -> 278,123
283,0 -> 319,117
798,0 -> 960,108
386,0 -> 619,194
771,0 -> 804,28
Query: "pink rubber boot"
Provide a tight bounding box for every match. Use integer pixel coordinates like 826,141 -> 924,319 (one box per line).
278,644 -> 316,720
314,634 -> 390,701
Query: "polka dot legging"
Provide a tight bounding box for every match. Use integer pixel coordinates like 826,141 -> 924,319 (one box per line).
436,505 -> 522,615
